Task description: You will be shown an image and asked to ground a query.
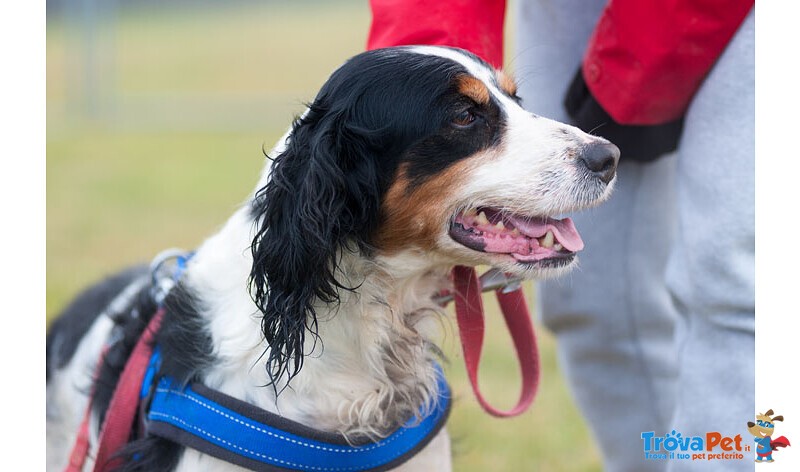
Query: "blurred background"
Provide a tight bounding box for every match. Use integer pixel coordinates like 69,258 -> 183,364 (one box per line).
46,1 -> 601,470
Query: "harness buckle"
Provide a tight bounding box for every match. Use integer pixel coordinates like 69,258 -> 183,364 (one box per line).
149,248 -> 193,305
433,268 -> 525,305
478,268 -> 523,294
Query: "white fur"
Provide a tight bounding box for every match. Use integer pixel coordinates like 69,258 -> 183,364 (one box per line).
188,207 -> 449,429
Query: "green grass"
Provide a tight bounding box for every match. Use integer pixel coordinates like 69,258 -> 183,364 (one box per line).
47,2 -> 602,470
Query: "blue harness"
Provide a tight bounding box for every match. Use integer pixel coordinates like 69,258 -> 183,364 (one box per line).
140,251 -> 451,471
141,351 -> 450,471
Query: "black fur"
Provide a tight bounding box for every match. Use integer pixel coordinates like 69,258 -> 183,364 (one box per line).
90,286 -> 158,427
153,285 -> 216,384
248,47 -> 507,388
110,284 -> 214,472
46,266 -> 148,382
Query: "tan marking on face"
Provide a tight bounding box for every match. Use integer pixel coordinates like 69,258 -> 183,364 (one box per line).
374,158 -> 480,254
497,70 -> 518,97
457,75 -> 490,105
748,413 -> 778,438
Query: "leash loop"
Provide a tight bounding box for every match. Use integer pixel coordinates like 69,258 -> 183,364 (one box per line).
451,265 -> 541,417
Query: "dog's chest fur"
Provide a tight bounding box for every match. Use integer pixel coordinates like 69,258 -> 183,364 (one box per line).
191,208 -> 451,438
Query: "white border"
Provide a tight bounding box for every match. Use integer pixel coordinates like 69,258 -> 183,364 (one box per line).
756,2 -> 799,470
2,0 -> 46,466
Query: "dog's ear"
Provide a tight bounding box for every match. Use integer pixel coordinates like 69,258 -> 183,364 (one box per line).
249,103 -> 382,388
765,409 -> 774,416
772,415 -> 784,422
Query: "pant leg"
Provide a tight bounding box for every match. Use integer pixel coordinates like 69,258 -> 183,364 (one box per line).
540,157 -> 680,472
515,2 -> 680,470
663,10 -> 755,471
513,0 -> 606,123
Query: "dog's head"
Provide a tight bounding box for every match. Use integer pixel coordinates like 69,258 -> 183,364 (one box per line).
249,46 -> 618,384
748,409 -> 784,438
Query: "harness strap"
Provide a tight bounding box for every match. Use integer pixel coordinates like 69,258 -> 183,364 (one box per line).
452,265 -> 540,417
145,367 -> 451,472
93,308 -> 165,471
65,392 -> 94,472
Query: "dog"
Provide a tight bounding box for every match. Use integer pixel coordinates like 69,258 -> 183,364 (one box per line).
747,409 -> 791,463
46,46 -> 618,471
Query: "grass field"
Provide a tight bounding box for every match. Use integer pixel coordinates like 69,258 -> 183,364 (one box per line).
47,2 -> 602,470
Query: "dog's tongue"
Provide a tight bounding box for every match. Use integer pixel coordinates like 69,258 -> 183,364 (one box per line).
508,216 -> 584,252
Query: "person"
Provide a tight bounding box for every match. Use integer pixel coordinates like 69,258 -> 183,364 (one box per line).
368,1 -> 755,470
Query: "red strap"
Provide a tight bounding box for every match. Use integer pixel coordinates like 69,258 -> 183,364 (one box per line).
93,308 -> 165,472
64,341 -> 114,472
64,308 -> 165,472
452,265 -> 540,417
65,405 -> 93,472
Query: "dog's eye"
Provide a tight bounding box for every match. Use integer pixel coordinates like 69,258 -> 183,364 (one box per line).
452,109 -> 476,128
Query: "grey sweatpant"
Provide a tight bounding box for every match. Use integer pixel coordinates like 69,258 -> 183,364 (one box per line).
515,2 -> 755,470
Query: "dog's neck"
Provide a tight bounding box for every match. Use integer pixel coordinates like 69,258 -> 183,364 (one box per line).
185,207 -> 452,438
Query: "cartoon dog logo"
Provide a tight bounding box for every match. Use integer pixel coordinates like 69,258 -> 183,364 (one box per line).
748,409 -> 791,463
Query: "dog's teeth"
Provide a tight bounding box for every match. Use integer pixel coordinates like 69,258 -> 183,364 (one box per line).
553,243 -> 563,251
494,221 -> 505,231
510,228 -> 521,237
476,211 -> 489,226
464,208 -> 477,218
540,230 -> 555,248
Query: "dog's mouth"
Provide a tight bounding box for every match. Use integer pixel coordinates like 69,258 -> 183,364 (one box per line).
449,207 -> 584,267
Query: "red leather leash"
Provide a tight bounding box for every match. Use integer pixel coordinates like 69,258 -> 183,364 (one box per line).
451,265 -> 540,417
64,308 -> 165,472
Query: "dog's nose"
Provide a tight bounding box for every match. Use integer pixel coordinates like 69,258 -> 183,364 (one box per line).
579,142 -> 619,184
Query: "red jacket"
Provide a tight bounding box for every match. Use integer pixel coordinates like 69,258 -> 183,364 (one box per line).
367,0 -> 753,125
